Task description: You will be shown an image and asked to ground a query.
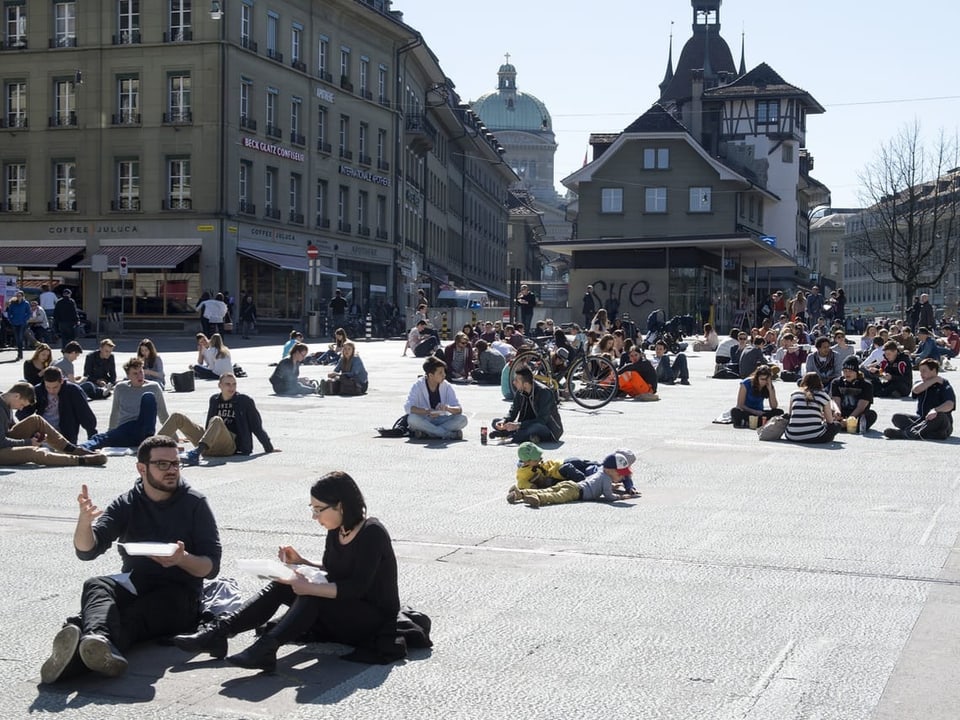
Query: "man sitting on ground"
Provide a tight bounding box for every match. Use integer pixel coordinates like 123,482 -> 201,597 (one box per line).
831,356 -> 878,430
883,358 -> 955,440
653,339 -> 691,385
83,339 -> 118,397
18,366 -> 98,445
82,357 -> 169,450
159,373 -> 277,466
490,367 -> 563,444
403,356 -> 467,440
39,435 -> 221,683
471,339 -> 505,385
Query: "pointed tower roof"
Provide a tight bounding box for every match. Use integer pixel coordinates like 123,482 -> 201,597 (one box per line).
738,31 -> 746,76
658,25 -> 675,95
659,0 -> 736,102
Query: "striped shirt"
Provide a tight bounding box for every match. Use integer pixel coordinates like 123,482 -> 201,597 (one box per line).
784,389 -> 831,442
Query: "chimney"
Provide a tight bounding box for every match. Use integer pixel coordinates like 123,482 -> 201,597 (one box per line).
690,69 -> 704,141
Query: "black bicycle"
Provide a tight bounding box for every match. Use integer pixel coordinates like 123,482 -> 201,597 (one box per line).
508,340 -> 618,410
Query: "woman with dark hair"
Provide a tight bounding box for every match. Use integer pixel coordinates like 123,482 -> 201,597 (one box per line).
314,327 -> 348,365
137,338 -> 165,388
174,471 -> 400,671
784,372 -> 840,443
731,365 -> 782,427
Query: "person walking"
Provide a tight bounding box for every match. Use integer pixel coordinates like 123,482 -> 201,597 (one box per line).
581,285 -> 596,330
53,289 -> 80,350
238,294 -> 257,339
6,290 -> 30,359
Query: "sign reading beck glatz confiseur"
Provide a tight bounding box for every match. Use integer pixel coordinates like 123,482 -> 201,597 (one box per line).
241,136 -> 305,163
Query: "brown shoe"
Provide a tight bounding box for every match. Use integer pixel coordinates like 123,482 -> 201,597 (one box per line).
78,454 -> 108,466
523,494 -> 541,508
506,486 -> 523,504
64,444 -> 98,456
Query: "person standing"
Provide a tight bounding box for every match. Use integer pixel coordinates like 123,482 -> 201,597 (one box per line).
39,284 -> 58,316
403,356 -> 467,440
883,359 -> 955,440
516,284 -> 537,331
53,289 -> 80,350
581,285 -> 596,330
81,357 -> 169,450
805,286 -> 824,325
39,435 -> 221,683
329,289 -> 349,329
917,293 -> 935,331
6,290 -> 30,359
238,294 -> 257,339
159,372 -> 276,466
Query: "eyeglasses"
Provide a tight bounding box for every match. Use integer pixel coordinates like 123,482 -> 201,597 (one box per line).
310,503 -> 331,516
147,460 -> 183,471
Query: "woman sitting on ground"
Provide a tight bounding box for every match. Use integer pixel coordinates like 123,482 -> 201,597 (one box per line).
731,364 -> 783,427
313,328 -> 348,365
593,333 -> 616,358
192,333 -> 232,380
860,324 -> 878,354
282,330 -> 304,360
589,308 -> 609,335
173,471 -> 405,670
138,338 -> 166,388
327,341 -> 368,394
270,343 -> 320,395
693,323 -> 719,352
784,372 -> 840,444
23,343 -> 54,385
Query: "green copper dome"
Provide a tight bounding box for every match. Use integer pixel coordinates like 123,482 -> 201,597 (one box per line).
471,60 -> 553,133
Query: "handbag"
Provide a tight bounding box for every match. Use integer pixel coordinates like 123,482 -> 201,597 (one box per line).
340,377 -> 363,395
757,414 -> 789,441
321,378 -> 341,396
171,370 -> 195,392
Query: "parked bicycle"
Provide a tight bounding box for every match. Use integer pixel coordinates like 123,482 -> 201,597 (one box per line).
508,338 -> 619,410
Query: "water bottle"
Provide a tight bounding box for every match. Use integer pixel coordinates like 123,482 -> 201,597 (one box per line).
859,415 -> 866,434
480,426 -> 488,445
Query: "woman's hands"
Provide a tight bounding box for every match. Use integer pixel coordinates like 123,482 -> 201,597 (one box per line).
278,545 -> 305,565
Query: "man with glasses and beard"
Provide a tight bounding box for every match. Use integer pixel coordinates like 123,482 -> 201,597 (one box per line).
39,435 -> 221,683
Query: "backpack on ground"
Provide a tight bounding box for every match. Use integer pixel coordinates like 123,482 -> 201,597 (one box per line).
376,415 -> 409,438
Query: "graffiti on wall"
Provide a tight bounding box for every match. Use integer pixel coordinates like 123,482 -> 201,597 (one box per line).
589,278 -> 656,320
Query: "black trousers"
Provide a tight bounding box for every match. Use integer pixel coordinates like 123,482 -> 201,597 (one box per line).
78,575 -> 199,653
231,582 -> 387,647
892,412 -> 953,440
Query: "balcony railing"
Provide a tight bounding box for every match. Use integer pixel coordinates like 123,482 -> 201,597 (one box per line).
264,205 -> 281,220
339,149 -> 353,160
111,197 -> 141,211
379,94 -> 390,107
0,115 -> 28,129
358,225 -> 370,237
48,112 -> 78,127
49,36 -> 78,48
362,90 -> 373,101
266,124 -> 282,139
319,70 -> 333,83
359,154 -> 372,166
292,59 -> 306,72
111,111 -> 141,126
163,110 -> 193,124
316,216 -> 331,229
163,29 -> 193,43
163,197 -> 192,210
288,210 -> 304,224
337,221 -> 351,233
266,48 -> 283,63
238,201 -> 256,215
340,76 -> 354,92
1,201 -> 27,213
48,199 -> 77,212
317,140 -> 332,154
376,228 -> 388,240
405,113 -> 437,154
241,37 -> 257,52
240,115 -> 257,131
290,131 -> 305,146
112,30 -> 142,45
1,38 -> 28,50
377,160 -> 390,172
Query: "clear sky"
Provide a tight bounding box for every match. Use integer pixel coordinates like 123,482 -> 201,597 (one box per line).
397,0 -> 959,209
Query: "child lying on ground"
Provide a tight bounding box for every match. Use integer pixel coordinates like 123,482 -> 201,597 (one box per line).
508,446 -> 639,507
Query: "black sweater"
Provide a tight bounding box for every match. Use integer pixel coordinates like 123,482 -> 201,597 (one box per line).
205,392 -> 273,455
323,518 -> 399,619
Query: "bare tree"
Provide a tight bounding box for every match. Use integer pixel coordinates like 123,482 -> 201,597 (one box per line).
854,122 -> 959,314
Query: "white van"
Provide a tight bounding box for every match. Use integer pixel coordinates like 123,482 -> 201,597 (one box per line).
435,290 -> 489,309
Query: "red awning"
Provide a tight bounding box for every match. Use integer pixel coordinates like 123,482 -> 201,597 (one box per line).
74,244 -> 200,269
0,245 -> 84,267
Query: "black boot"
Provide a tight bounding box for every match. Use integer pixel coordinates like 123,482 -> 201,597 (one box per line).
173,621 -> 229,659
226,635 -> 279,672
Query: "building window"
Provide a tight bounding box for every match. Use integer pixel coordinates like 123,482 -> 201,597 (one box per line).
52,78 -> 76,126
168,0 -> 191,42
5,2 -> 26,49
782,143 -> 794,163
358,122 -> 368,163
290,97 -> 302,144
166,157 -> 191,209
116,75 -> 140,124
265,88 -> 279,137
644,187 -> 667,213
316,105 -> 329,152
748,195 -> 756,222
4,162 -> 26,211
167,73 -> 191,122
238,160 -> 252,213
315,178 -> 328,226
53,2 -> 76,47
359,57 -> 369,98
830,242 -> 839,255
340,47 -> 351,81
689,186 -> 711,212
240,78 -> 252,127
376,128 -> 387,169
600,187 -> 623,213
116,0 -> 140,44
357,190 -> 368,234
4,81 -> 26,128
52,160 -> 76,211
240,2 -> 252,49
318,35 -> 329,79
339,114 -> 350,158
266,12 -> 278,60
378,65 -> 388,104
376,194 -> 387,237
337,185 -> 349,232
757,100 -> 779,126
290,24 -> 302,66
288,172 -> 302,223
643,147 -> 669,169
263,167 -> 280,218
115,159 -> 140,210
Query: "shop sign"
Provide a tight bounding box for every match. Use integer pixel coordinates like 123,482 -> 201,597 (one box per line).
241,136 -> 305,163
338,164 -> 391,187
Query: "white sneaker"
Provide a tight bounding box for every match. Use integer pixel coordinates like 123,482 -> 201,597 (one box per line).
40,624 -> 81,684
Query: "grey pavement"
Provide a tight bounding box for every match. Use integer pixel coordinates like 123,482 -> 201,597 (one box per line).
2,335 -> 959,719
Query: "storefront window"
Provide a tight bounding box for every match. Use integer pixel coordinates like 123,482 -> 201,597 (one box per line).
100,270 -> 200,315
238,256 -> 305,320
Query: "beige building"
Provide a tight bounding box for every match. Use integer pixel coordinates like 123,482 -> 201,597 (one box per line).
0,0 -> 513,329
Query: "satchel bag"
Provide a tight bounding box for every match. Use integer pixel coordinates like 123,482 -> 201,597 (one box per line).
321,378 -> 341,396
340,377 -> 363,395
171,370 -> 195,393
376,415 -> 409,438
757,414 -> 789,441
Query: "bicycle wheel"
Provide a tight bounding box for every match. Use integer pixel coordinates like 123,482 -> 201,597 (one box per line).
509,350 -> 552,389
566,354 -> 618,409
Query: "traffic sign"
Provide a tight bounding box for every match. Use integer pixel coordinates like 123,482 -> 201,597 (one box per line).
306,244 -> 319,260
119,255 -> 128,276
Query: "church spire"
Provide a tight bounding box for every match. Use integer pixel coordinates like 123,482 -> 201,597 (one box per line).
658,22 -> 674,96
497,52 -> 517,92
738,30 -> 746,76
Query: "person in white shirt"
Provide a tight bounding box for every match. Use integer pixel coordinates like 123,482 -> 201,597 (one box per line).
39,284 -> 58,315
403,356 -> 467,440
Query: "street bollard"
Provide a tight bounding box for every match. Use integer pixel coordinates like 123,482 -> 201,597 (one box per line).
441,312 -> 449,340
365,313 -> 372,340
